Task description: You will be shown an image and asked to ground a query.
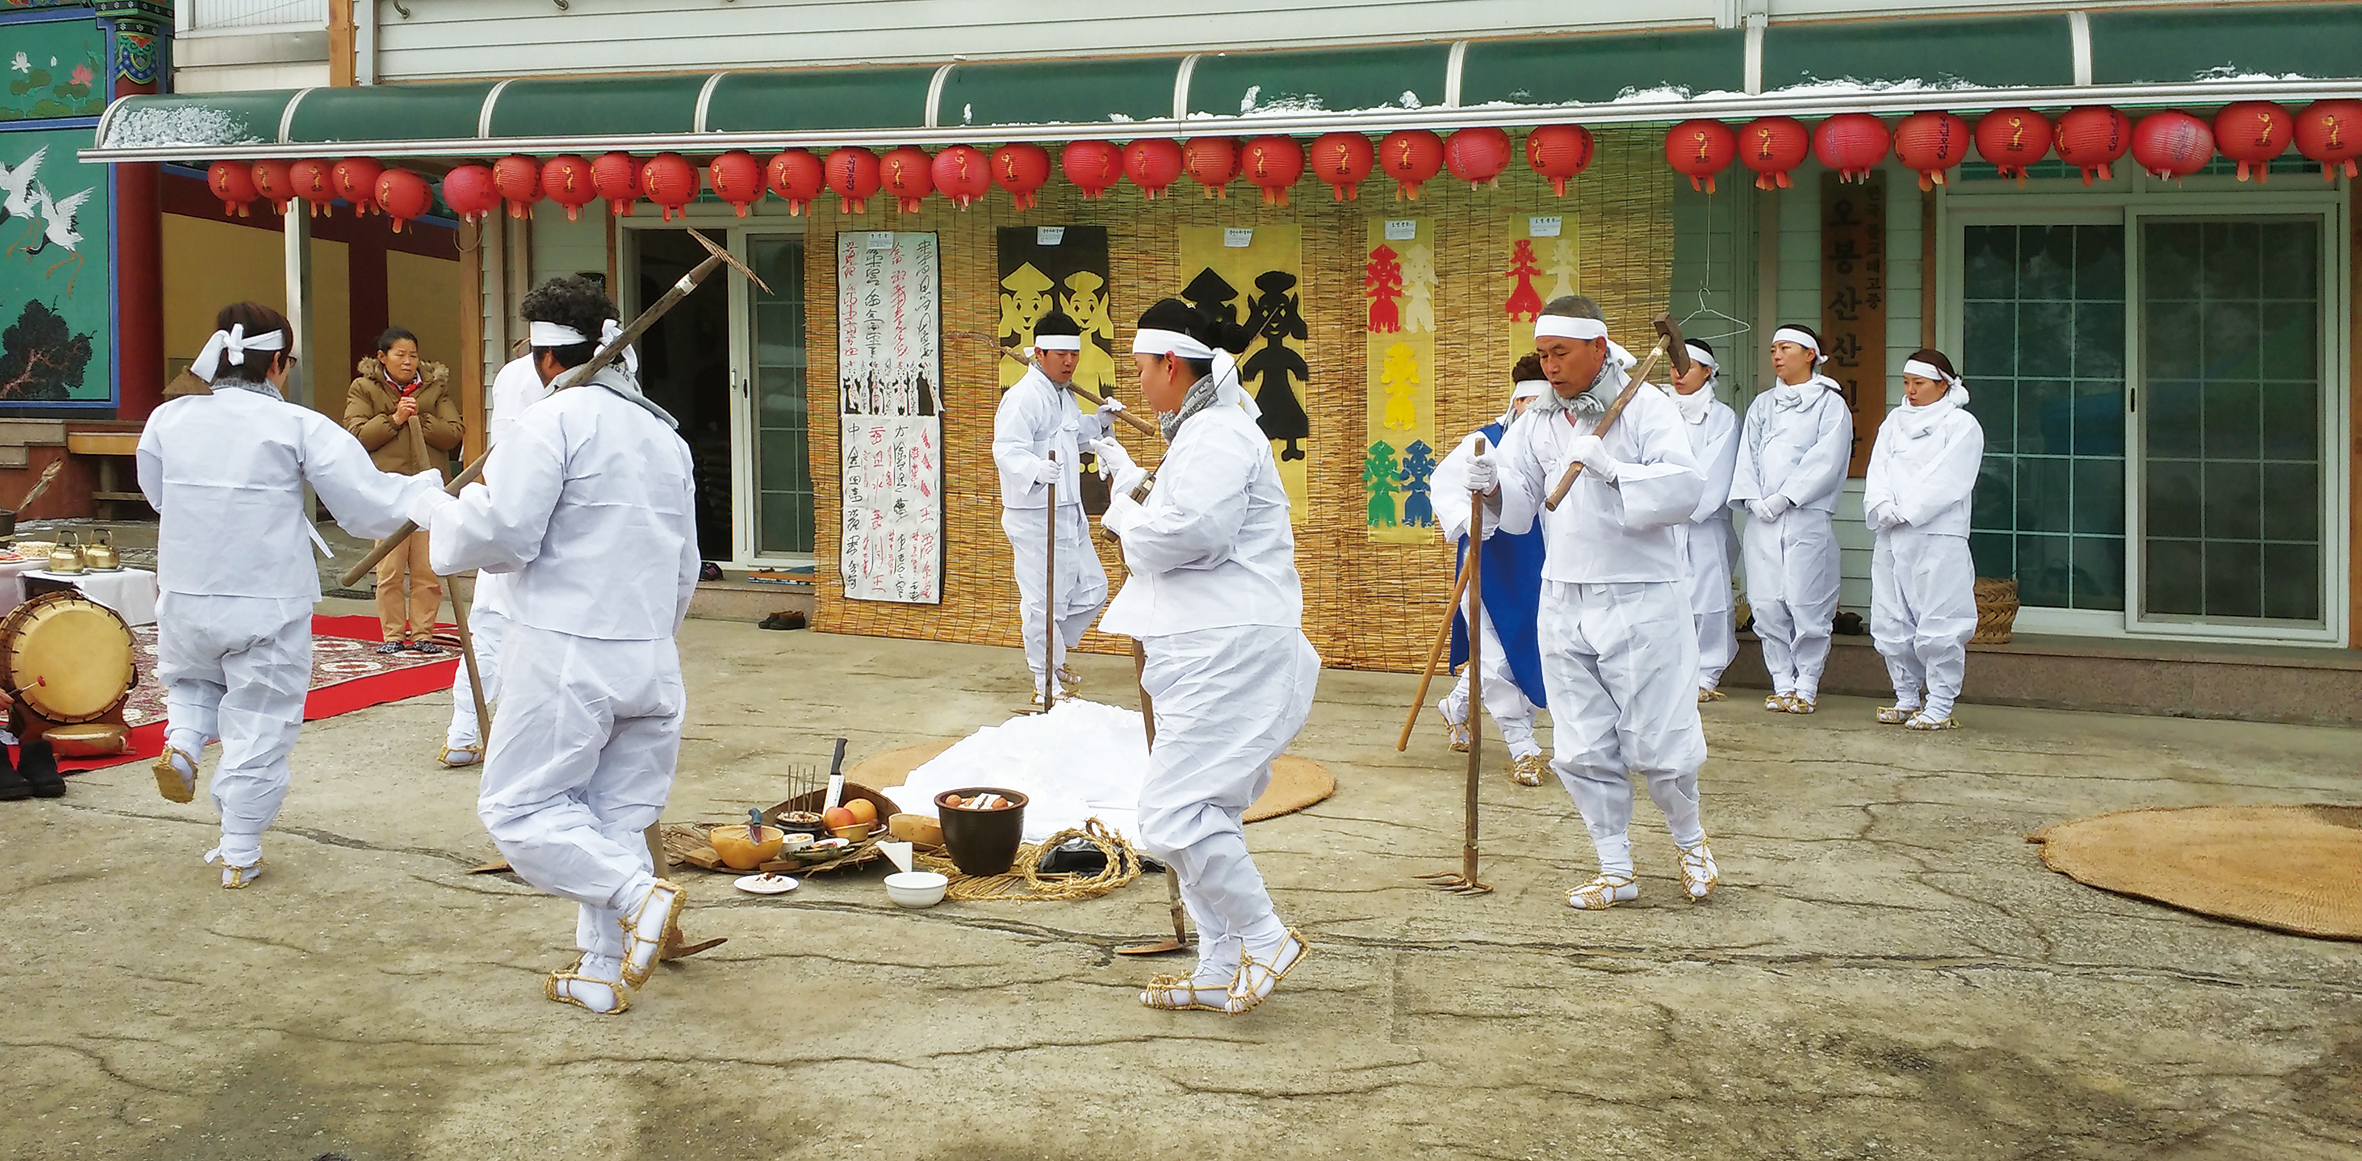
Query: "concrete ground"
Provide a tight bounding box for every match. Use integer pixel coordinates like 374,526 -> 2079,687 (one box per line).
3,610 -> 2358,1161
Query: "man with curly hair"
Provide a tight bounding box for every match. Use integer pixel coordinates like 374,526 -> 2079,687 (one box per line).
412,276 -> 701,1015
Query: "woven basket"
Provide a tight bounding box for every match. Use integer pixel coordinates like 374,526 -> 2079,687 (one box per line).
1972,576 -> 2019,644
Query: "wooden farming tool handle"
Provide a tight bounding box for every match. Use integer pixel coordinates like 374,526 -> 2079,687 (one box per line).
1396,436 -> 1486,752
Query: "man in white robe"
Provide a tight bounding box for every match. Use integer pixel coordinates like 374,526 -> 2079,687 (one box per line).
138,303 -> 440,888
440,350 -> 555,766
1864,351 -> 1986,730
1090,298 -> 1318,1015
990,307 -> 1120,702
1665,340 -> 1742,701
1728,325 -> 1852,714
412,277 -> 700,1015
1465,295 -> 1719,911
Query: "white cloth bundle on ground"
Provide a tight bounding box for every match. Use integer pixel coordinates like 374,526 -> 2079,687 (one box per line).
892,700 -> 1150,844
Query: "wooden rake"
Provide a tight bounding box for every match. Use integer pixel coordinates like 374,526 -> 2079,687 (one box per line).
1416,437 -> 1493,896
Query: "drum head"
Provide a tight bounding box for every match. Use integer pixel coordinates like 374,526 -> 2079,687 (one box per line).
3,593 -> 136,723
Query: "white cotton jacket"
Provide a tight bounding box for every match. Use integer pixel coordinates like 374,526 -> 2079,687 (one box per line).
1099,400 -> 1303,637
1494,372 -> 1705,584
1862,386 -> 1985,539
1729,376 -> 1852,513
425,367 -> 700,641
138,386 -> 437,600
992,365 -> 1113,510
1679,394 -> 1741,525
472,355 -> 559,619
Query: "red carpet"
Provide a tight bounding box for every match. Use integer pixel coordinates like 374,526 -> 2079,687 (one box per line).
50,615 -> 460,773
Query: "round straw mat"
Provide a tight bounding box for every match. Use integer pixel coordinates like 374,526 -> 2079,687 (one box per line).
852,741 -> 1335,823
2029,805 -> 2362,940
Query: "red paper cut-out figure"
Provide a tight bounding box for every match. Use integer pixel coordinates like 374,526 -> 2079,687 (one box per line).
1365,243 -> 1404,333
1504,238 -> 1544,322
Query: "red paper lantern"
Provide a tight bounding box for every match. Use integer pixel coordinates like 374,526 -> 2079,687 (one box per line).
207,161 -> 258,217
1973,109 -> 2053,184
2214,101 -> 2294,183
1122,138 -> 1183,199
1812,114 -> 1890,183
1665,119 -> 1735,193
931,145 -> 991,209
332,157 -> 384,215
591,152 -> 642,217
1377,130 -> 1444,200
991,143 -> 1051,209
250,160 -> 293,214
1308,132 -> 1374,201
288,159 -> 336,217
765,150 -> 824,216
375,168 -> 434,233
492,154 -> 543,218
2294,99 -> 2362,181
1183,137 -> 1238,199
1240,135 -> 1304,206
1061,140 -> 1122,200
880,146 -> 933,213
1443,126 -> 1512,189
824,147 -> 880,214
1523,124 -> 1594,197
1739,117 -> 1810,190
1893,111 -> 1971,190
703,150 -> 763,217
439,164 -> 498,224
641,151 -> 700,220
540,154 -> 598,221
2132,111 -> 2214,182
2054,106 -> 2131,185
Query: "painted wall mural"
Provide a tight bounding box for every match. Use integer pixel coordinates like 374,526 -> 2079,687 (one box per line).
0,126 -> 110,402
2,17 -> 107,123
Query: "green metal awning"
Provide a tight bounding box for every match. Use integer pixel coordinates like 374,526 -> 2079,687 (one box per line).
82,5 -> 2362,164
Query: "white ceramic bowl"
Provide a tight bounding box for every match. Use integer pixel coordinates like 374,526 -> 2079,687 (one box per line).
883,870 -> 948,908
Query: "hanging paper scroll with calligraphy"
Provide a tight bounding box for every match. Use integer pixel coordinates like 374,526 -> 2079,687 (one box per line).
1820,171 -> 1887,476
1176,225 -> 1309,523
837,230 -> 944,604
1503,212 -> 1579,368
1364,217 -> 1436,543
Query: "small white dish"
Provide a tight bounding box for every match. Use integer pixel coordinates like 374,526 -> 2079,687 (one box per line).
733,872 -> 799,895
877,840 -> 914,873
884,870 -> 948,908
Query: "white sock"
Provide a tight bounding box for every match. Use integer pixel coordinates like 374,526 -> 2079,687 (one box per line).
1593,834 -> 1634,879
213,832 -> 262,866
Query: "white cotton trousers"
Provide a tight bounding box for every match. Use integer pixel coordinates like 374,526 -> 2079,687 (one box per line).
1743,509 -> 1841,701
1680,518 -> 1738,690
1695,611 -> 1738,692
1537,580 -> 1709,876
157,592 -> 314,860
1871,529 -> 1977,719
477,623 -> 684,959
1003,504 -> 1109,686
1136,625 -> 1320,977
446,603 -> 507,748
1438,592 -> 1541,759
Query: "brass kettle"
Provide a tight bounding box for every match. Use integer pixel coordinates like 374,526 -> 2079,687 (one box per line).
47,532 -> 84,574
83,529 -> 119,571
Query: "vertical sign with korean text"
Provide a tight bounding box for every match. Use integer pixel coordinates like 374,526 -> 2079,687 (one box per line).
837,231 -> 943,603
1820,171 -> 1887,476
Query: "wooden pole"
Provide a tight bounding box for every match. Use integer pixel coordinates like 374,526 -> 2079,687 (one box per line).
1456,447 -> 1485,885
1394,562 -> 1474,753
1042,451 -> 1058,710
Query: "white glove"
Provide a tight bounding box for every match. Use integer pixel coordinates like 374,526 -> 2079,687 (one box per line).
1088,437 -> 1148,496
1750,493 -> 1793,522
1869,501 -> 1904,531
1032,458 -> 1064,485
1563,434 -> 1622,483
408,487 -> 453,528
1097,397 -> 1126,415
1464,447 -> 1498,494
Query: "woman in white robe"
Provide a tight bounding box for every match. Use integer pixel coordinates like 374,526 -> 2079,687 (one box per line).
1729,325 -> 1852,714
137,302 -> 438,888
1090,298 -> 1319,1016
1666,340 -> 1741,701
1864,349 -> 1986,730
990,308 -> 1117,702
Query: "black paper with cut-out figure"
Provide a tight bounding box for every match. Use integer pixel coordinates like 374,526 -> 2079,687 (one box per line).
1242,271 -> 1311,461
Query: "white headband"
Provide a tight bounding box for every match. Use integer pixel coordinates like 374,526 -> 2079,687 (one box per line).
1511,379 -> 1550,401
1773,327 -> 1827,364
1130,327 -> 1258,421
1032,334 -> 1083,352
1131,328 -> 1215,360
1902,358 -> 1959,386
1534,315 -> 1608,342
191,323 -> 288,383
1684,342 -> 1718,371
530,321 -> 588,347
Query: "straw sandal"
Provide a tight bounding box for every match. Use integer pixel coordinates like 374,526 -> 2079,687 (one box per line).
1055,665 -> 1083,694
1567,871 -> 1639,911
617,879 -> 686,988
1223,930 -> 1308,1015
1441,715 -> 1472,753
1763,693 -> 1792,712
545,956 -> 631,1015
204,847 -> 262,890
1678,841 -> 1720,902
1510,753 -> 1549,787
1139,973 -> 1228,1012
153,746 -> 198,804
1784,696 -> 1818,715
1876,705 -> 1918,725
438,743 -> 483,768
1906,712 -> 1961,731
1698,687 -> 1727,704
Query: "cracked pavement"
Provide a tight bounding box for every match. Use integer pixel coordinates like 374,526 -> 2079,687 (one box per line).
3,604 -> 2358,1160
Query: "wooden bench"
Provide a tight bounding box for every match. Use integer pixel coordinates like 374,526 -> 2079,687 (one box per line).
64,430 -> 145,517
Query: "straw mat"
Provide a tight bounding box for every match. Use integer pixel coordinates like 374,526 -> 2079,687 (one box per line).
853,740 -> 1335,823
2029,805 -> 2362,940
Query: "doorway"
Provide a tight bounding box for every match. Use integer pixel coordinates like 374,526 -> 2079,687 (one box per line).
632,229 -> 734,561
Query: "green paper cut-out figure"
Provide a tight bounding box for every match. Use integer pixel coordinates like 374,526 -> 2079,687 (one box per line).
1362,440 -> 1400,527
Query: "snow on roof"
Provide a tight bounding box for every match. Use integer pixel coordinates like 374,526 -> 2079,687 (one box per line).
103,106 -> 261,151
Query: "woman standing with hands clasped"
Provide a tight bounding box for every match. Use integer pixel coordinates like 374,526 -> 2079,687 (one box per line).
1863,349 -> 1986,730
1728,325 -> 1851,715
345,327 -> 464,654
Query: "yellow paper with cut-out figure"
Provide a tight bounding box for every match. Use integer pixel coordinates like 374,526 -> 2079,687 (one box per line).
1176,225 -> 1308,523
1363,217 -> 1435,543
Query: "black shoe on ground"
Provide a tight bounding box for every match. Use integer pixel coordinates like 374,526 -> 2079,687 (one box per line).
20,738 -> 61,798
759,611 -> 806,631
0,745 -> 29,802
412,640 -> 443,655
377,641 -> 405,655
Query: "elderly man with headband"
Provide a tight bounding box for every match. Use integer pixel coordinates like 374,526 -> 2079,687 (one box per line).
138,301 -> 444,888
1464,295 -> 1721,911
1729,323 -> 1852,715
1661,339 -> 1743,702
1863,348 -> 1986,730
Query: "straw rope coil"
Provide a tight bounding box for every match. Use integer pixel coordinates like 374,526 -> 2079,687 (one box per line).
913,818 -> 1145,902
